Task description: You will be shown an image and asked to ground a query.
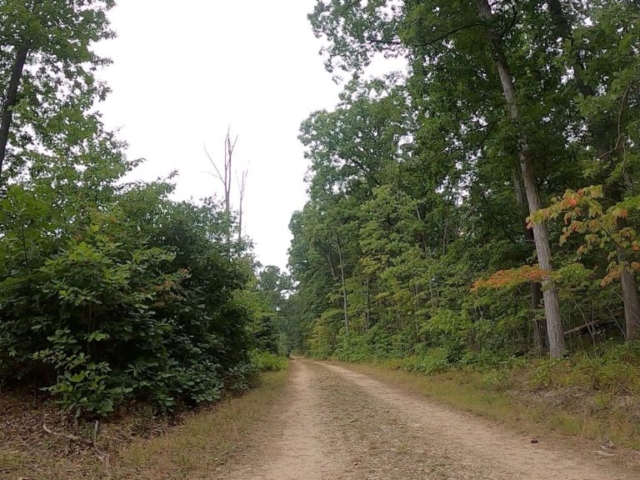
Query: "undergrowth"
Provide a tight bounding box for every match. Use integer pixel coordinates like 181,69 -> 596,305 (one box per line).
0,370 -> 290,480
250,350 -> 290,372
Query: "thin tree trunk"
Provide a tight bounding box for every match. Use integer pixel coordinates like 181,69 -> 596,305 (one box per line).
546,0 -> 640,342
336,236 -> 349,335
476,0 -> 566,357
326,253 -> 337,280
365,277 -> 371,330
237,169 -> 247,244
0,45 -> 30,184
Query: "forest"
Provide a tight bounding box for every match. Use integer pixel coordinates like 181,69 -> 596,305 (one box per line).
3,1 -> 640,478
2,0 -> 640,433
284,0 -> 640,371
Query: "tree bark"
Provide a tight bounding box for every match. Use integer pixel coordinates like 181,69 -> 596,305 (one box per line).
365,277 -> 371,330
0,45 -> 30,184
237,169 -> 247,244
476,0 -> 566,357
336,236 -> 349,335
206,129 -> 237,249
546,0 -> 640,342
617,218 -> 640,340
620,264 -> 640,341
514,173 -> 545,354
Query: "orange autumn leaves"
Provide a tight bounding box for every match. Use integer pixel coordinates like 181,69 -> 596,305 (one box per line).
472,265 -> 550,291
474,186 -> 640,291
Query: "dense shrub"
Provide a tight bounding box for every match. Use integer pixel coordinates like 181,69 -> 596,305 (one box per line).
0,182 -> 254,417
250,351 -> 289,372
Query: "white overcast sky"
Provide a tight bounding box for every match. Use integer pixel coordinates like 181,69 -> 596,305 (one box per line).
96,0 -> 342,270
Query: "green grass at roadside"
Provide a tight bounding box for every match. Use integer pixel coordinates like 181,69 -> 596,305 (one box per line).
111,369 -> 289,479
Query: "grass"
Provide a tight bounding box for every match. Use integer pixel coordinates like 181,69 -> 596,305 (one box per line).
111,370 -> 288,479
338,347 -> 640,454
0,370 -> 289,480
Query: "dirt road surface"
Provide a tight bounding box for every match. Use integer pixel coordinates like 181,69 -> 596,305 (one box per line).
218,359 -> 637,480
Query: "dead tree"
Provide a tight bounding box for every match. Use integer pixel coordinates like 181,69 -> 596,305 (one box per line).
205,127 -> 249,249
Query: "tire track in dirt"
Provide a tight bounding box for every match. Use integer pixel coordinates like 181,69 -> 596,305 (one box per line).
219,359 -> 638,480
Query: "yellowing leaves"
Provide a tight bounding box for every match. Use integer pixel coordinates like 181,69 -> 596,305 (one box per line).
472,265 -> 551,292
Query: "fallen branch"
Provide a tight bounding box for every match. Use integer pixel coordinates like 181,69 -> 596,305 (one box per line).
0,403 -> 21,414
563,319 -> 613,336
43,423 -> 92,446
42,422 -> 110,464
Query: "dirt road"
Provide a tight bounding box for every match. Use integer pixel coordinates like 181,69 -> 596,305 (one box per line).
218,359 -> 636,480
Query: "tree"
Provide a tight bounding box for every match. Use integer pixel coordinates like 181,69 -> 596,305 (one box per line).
0,1 -> 267,418
544,0 -> 640,341
205,127 -> 249,249
308,0 -> 569,356
0,0 -> 116,185
473,0 -> 565,356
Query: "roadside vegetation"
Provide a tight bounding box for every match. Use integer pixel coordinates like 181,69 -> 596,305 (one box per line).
0,368 -> 289,480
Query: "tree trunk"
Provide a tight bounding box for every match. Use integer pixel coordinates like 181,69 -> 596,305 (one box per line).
514,173 -> 545,354
618,218 -> 640,340
476,0 -> 566,357
326,253 -> 337,280
620,267 -> 640,341
530,273 -> 545,353
0,44 -> 30,184
365,277 -> 371,330
546,0 -> 640,342
336,236 -> 349,335
237,169 -> 247,244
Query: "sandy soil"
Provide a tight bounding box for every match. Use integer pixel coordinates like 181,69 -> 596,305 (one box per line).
219,359 -> 638,480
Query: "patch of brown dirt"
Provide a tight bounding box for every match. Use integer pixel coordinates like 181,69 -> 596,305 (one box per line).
219,361 -> 353,479
220,359 -> 640,480
0,391 -> 200,479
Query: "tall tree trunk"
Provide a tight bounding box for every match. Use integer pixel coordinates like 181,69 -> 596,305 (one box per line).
546,0 -> 640,341
206,129 -> 237,250
0,44 -> 30,184
365,276 -> 371,330
476,0 -> 566,357
618,218 -> 640,340
336,236 -> 349,335
514,173 -> 545,354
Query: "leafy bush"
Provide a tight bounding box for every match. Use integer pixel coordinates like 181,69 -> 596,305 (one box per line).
224,362 -> 259,393
250,351 -> 289,372
0,183 -> 254,417
530,343 -> 640,396
398,349 -> 451,375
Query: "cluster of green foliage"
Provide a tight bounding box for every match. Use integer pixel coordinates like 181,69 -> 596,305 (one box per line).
285,0 -> 640,366
0,0 -> 288,418
250,351 -> 289,372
